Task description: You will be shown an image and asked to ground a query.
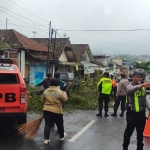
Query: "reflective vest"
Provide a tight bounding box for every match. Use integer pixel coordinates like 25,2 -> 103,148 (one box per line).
126,87 -> 146,112
97,77 -> 112,94
112,79 -> 117,87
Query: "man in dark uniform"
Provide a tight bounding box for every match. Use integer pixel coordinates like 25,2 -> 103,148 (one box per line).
122,69 -> 150,150
54,72 -> 67,91
36,73 -> 52,93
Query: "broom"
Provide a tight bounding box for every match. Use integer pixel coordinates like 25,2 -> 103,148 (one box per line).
16,82 -> 72,140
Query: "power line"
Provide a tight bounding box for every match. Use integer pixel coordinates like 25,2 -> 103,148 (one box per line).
7,0 -> 65,37
0,6 -> 48,28
0,10 -> 48,32
8,0 -> 48,22
8,20 -> 48,37
58,29 -> 150,32
8,0 -> 63,35
70,36 -> 150,47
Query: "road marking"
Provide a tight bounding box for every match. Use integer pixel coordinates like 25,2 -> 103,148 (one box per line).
69,120 -> 95,142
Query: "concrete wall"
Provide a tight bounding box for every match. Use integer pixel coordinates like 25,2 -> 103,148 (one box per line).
112,58 -> 122,65
95,57 -> 109,66
59,50 -> 68,62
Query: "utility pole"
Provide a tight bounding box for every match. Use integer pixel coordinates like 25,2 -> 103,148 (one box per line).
6,18 -> 8,30
46,21 -> 51,74
52,29 -> 57,77
32,31 -> 37,38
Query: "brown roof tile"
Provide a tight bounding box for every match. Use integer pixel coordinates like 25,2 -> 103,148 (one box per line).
0,29 -> 47,51
72,44 -> 94,62
31,38 -> 72,59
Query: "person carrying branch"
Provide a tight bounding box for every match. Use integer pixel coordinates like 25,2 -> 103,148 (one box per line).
41,78 -> 68,144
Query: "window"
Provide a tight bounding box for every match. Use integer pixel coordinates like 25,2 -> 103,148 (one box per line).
0,73 -> 20,84
0,65 -> 16,70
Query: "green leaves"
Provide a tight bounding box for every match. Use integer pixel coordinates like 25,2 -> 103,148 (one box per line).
134,61 -> 150,71
0,41 -> 5,49
27,72 -> 103,112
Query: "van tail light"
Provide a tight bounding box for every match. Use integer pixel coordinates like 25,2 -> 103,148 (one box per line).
20,87 -> 26,104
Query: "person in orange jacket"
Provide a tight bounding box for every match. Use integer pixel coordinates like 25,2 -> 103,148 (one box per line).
110,75 -> 117,100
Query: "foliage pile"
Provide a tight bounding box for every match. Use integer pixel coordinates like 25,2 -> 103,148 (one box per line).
27,72 -> 105,112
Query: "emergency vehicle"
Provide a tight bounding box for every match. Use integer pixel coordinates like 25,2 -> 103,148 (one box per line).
0,58 -> 27,125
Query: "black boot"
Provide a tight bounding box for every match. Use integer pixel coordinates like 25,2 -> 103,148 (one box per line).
96,112 -> 102,117
123,148 -> 128,150
120,112 -> 124,117
111,113 -> 117,117
104,112 -> 109,117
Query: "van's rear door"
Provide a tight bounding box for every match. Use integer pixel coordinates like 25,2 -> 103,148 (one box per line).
0,73 -> 20,107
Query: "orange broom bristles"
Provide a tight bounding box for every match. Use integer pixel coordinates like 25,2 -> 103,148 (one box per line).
16,117 -> 43,140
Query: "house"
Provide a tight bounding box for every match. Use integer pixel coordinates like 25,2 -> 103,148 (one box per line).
0,30 -> 77,85
93,55 -> 110,67
31,38 -> 76,74
71,44 -> 98,75
0,29 -> 50,85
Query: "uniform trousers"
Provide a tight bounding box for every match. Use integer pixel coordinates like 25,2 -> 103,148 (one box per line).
123,110 -> 146,150
98,93 -> 110,113
114,95 -> 126,113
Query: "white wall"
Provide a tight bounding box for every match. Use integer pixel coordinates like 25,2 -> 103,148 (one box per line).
84,51 -> 90,62
17,50 -> 25,78
112,58 -> 122,65
95,57 -> 109,66
59,50 -> 68,62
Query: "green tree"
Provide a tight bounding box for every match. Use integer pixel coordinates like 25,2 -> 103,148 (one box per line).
0,41 -> 5,49
134,62 -> 150,72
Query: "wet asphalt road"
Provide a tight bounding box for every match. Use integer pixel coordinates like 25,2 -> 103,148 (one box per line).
0,108 -> 150,150
1,96 -> 150,150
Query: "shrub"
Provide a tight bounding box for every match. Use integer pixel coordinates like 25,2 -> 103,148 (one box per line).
27,72 -> 109,112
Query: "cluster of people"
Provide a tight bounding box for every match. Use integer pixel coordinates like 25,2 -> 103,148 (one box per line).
36,72 -> 68,144
96,69 -> 150,150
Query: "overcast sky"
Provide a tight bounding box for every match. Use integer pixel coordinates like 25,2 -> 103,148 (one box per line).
1,0 -> 150,55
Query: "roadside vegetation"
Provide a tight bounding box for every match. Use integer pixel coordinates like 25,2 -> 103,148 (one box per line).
27,72 -> 114,113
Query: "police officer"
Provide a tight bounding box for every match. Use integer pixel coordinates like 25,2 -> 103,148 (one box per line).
122,69 -> 150,150
111,73 -> 129,117
96,72 -> 113,117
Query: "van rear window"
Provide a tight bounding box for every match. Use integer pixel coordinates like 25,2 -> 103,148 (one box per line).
0,65 -> 16,70
0,73 -> 20,84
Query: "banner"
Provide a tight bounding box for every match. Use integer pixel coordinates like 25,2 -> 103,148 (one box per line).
84,66 -> 94,74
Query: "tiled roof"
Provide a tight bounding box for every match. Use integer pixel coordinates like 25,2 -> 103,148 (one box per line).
0,29 -> 47,51
94,60 -> 106,68
93,55 -> 110,58
31,38 -> 70,59
71,44 -> 94,62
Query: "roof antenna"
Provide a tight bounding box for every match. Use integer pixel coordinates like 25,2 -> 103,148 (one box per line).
63,33 -> 67,38
32,31 -> 37,38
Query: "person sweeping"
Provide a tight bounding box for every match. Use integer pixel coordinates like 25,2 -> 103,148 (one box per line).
41,78 -> 68,144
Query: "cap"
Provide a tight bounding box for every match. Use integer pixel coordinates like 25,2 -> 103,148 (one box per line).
54,72 -> 60,78
49,78 -> 59,86
133,68 -> 145,77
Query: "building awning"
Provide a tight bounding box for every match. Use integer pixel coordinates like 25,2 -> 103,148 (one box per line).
58,62 -> 78,66
80,61 -> 100,74
80,61 -> 98,67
